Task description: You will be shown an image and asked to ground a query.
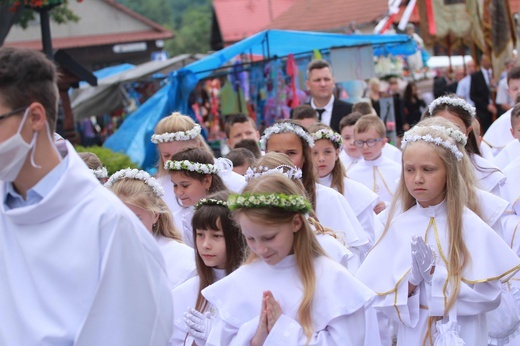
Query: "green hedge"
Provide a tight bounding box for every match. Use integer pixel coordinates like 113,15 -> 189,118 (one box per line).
75,145 -> 138,175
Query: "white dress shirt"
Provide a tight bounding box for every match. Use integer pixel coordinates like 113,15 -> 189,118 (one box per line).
311,95 -> 335,127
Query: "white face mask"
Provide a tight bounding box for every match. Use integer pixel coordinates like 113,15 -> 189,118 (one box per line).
0,108 -> 38,182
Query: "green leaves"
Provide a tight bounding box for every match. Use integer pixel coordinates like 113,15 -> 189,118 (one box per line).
76,145 -> 138,175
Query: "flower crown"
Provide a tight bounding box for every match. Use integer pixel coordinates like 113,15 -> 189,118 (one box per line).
260,122 -> 315,150
244,165 -> 303,182
194,198 -> 228,210
415,125 -> 468,146
164,160 -> 220,174
104,168 -> 164,197
312,128 -> 343,146
151,124 -> 201,144
227,193 -> 311,214
91,167 -> 108,179
401,133 -> 464,161
428,96 -> 476,118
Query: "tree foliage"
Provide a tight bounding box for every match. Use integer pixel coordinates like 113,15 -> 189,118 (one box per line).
117,0 -> 212,55
0,0 -> 80,45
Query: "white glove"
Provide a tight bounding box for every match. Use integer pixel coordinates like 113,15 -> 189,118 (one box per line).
409,236 -> 424,286
411,235 -> 436,285
184,308 -> 212,345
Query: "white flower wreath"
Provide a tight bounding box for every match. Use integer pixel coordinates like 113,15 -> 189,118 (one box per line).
428,96 -> 476,118
194,198 -> 228,210
104,168 -> 164,197
164,160 -> 220,174
414,125 -> 468,146
260,122 -> 315,150
244,164 -> 303,182
312,128 -> 343,146
150,124 -> 202,144
90,167 -> 108,179
401,133 -> 464,161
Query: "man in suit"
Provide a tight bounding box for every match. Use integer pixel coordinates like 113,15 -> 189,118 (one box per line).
470,54 -> 497,133
305,59 -> 352,132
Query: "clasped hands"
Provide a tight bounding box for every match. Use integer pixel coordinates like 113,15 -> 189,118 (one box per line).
251,290 -> 282,346
409,235 -> 436,286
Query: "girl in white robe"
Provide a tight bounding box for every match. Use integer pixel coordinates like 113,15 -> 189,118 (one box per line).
203,173 -> 380,345
105,168 -> 196,290
151,112 -> 246,216
356,121 -> 520,345
246,152 -> 355,270
424,95 -> 507,199
260,120 -> 370,255
164,147 -> 228,248
309,123 -> 379,243
171,191 -> 248,345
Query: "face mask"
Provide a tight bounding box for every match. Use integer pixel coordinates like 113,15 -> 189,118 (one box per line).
0,108 -> 38,182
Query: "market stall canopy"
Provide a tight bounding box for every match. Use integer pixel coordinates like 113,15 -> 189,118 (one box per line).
71,54 -> 204,121
104,29 -> 417,170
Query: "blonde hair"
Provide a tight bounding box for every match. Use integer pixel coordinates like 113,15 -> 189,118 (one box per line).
108,178 -> 182,241
417,117 -> 482,218
234,173 -> 326,344
78,152 -> 102,170
264,119 -> 317,210
254,153 -> 341,241
354,114 -> 386,138
307,123 -> 345,194
379,119 -> 470,344
154,112 -> 213,176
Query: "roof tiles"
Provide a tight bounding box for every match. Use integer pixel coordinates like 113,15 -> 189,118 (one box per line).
264,0 -> 388,32
213,0 -> 295,43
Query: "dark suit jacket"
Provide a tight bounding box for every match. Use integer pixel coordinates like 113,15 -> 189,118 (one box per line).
330,99 -> 353,133
470,69 -> 493,130
304,99 -> 353,133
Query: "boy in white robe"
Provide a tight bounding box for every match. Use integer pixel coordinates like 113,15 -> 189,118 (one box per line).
339,112 -> 363,172
504,156 -> 520,210
0,47 -> 172,345
483,66 -> 520,156
348,115 -> 401,210
493,104 -> 520,169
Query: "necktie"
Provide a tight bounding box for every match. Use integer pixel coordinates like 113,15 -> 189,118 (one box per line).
316,109 -> 325,121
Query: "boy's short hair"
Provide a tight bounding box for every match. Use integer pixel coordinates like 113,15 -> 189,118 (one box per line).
354,114 -> 386,138
511,103 -> 520,127
233,138 -> 262,158
339,112 -> 364,131
225,148 -> 256,168
225,113 -> 257,137
0,47 -> 59,131
508,66 -> 520,84
306,59 -> 332,76
352,101 -> 374,115
291,105 -> 317,121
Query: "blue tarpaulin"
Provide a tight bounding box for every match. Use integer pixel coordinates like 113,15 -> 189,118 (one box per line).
78,63 -> 135,88
104,30 -> 416,170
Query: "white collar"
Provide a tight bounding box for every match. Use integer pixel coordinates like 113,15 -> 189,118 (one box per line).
415,199 -> 446,218
317,173 -> 333,187
311,95 -> 335,111
362,154 -> 385,167
212,268 -> 227,281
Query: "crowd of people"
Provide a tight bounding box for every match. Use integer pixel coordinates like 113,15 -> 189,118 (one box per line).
2,46 -> 520,345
